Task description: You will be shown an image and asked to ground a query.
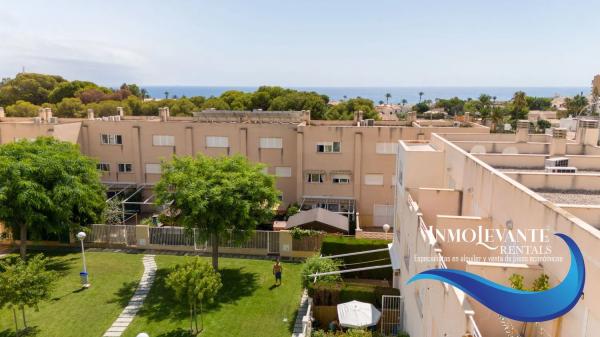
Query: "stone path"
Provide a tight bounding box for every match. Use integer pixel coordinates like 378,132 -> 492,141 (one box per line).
103,255 -> 156,337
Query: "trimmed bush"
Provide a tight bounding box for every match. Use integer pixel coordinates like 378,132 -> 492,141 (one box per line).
308,281 -> 399,307
321,236 -> 392,281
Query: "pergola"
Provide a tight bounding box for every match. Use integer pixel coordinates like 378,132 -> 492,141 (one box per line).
104,183 -> 163,224
300,196 -> 356,220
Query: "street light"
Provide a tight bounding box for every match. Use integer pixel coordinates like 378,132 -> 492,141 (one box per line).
76,231 -> 90,288
382,223 -> 391,240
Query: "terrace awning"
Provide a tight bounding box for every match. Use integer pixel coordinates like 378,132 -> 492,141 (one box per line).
285,208 -> 349,232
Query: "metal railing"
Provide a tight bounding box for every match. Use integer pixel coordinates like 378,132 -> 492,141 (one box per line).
469,315 -> 484,337
86,224 -> 136,245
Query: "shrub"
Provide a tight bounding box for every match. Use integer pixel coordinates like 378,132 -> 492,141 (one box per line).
301,255 -> 342,288
308,281 -> 399,307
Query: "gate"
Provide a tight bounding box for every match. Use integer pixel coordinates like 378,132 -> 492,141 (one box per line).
380,295 -> 403,336
267,231 -> 280,254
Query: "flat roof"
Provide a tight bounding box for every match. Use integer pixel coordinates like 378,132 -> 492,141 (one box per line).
534,190 -> 600,205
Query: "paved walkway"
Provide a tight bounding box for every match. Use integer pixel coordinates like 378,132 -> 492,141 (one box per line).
291,290 -> 311,337
103,255 -> 157,337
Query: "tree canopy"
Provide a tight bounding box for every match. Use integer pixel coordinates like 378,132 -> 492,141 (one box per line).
0,137 -> 106,258
0,72 -> 376,120
155,154 -> 279,270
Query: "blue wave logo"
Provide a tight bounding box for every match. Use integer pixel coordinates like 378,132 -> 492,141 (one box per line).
407,233 -> 585,321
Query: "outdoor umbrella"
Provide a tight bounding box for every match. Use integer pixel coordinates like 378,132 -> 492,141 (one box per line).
336,300 -> 382,329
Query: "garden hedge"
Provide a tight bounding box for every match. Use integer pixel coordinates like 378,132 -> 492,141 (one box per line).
321,236 -> 392,281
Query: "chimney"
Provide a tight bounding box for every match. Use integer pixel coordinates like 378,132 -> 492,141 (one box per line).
159,107 -> 170,122
515,120 -> 529,142
407,111 -> 417,123
549,128 -> 567,156
116,106 -> 124,117
302,110 -> 311,123
0,107 -> 5,118
576,119 -> 600,146
38,108 -> 46,121
45,107 -> 53,120
87,109 -> 95,120
354,110 -> 364,123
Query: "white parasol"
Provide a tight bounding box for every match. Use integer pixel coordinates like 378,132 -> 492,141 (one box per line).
336,300 -> 381,328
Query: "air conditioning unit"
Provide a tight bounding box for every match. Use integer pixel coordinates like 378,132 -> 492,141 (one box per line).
545,157 -> 568,167
32,117 -> 42,124
48,117 -> 59,124
545,166 -> 577,173
360,119 -> 375,126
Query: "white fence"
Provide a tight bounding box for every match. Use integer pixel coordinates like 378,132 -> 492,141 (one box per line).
84,225 -> 309,256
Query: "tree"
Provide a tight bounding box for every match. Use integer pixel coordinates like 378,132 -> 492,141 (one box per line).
102,198 -> 123,226
0,254 -> 57,333
0,138 -> 106,259
536,119 -> 551,133
0,73 -> 66,106
510,91 -> 529,121
55,97 -> 85,117
140,88 -> 148,99
565,93 -> 589,116
166,258 -> 222,335
418,91 -> 424,103
385,93 -> 391,104
435,97 -> 465,116
170,98 -> 198,116
490,106 -> 507,132
164,91 -> 169,99
155,155 -> 279,270
48,80 -> 98,103
401,99 -> 407,110
201,97 -> 230,110
413,102 -> 429,113
525,96 -> 552,111
5,100 -> 40,117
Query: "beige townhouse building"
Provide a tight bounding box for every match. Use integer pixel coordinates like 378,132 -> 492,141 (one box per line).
0,107 -> 487,228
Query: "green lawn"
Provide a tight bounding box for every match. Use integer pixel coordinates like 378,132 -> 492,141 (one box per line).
122,255 -> 303,337
0,251 -> 144,337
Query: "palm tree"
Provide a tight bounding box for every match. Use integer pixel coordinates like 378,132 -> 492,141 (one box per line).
140,88 -> 148,99
378,100 -> 384,105
385,93 -> 392,105
164,91 -> 169,100
418,92 -> 424,103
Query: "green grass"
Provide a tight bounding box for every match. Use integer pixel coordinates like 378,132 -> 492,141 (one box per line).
122,255 -> 303,337
0,251 -> 144,337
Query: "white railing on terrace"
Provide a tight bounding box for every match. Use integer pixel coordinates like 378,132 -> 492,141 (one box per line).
469,315 -> 483,337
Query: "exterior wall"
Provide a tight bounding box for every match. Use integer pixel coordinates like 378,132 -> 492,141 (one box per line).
505,172 -> 600,191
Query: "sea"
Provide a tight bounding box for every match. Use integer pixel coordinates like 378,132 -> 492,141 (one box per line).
143,86 -> 589,104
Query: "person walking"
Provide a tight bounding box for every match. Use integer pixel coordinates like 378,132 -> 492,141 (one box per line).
273,259 -> 283,286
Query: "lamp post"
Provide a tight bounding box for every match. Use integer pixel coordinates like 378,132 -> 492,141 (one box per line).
383,223 -> 390,240
76,231 -> 90,288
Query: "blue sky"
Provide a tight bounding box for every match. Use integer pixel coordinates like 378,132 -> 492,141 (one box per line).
0,0 -> 598,87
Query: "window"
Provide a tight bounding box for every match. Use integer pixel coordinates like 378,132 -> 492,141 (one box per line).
259,137 -> 283,149
275,167 -> 292,177
118,163 -> 133,173
332,174 -> 351,184
376,142 -> 398,154
97,163 -> 110,172
373,204 -> 394,226
316,142 -> 341,153
206,136 -> 229,148
101,134 -> 122,145
153,135 -> 175,146
364,174 -> 384,185
307,173 -> 325,183
145,163 -> 161,174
